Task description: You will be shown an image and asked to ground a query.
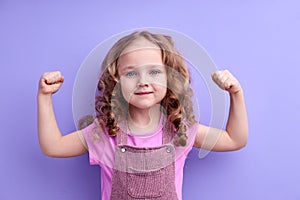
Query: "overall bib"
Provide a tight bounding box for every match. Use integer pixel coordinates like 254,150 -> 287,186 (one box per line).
110,122 -> 178,200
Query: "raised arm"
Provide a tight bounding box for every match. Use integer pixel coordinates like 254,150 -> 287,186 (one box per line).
194,70 -> 248,151
37,71 -> 87,157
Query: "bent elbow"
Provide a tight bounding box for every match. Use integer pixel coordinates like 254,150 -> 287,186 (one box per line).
233,139 -> 248,150
40,146 -> 60,158
237,142 -> 247,150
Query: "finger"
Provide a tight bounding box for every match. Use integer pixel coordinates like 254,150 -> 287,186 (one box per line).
46,71 -> 63,84
225,78 -> 241,93
43,71 -> 64,85
211,71 -> 221,84
223,78 -> 234,90
212,71 -> 226,89
50,82 -> 63,93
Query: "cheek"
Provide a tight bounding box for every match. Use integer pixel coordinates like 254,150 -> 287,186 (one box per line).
152,74 -> 167,88
120,78 -> 136,102
154,84 -> 167,97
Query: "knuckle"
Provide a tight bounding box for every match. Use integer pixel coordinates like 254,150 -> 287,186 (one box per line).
41,73 -> 48,79
55,71 -> 61,76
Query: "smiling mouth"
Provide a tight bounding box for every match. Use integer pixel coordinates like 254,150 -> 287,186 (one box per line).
134,91 -> 153,95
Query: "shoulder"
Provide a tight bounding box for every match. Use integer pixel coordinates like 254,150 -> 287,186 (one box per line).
81,118 -> 112,144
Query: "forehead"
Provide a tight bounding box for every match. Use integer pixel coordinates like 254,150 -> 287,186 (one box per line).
118,39 -> 163,69
121,38 -> 160,55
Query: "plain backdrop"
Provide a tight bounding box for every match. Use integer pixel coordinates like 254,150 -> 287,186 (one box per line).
1,1 -> 300,200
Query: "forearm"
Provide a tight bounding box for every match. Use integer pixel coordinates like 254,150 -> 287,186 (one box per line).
225,89 -> 248,149
37,94 -> 63,155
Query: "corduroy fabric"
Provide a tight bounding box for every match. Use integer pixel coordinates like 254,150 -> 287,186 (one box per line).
110,122 -> 178,200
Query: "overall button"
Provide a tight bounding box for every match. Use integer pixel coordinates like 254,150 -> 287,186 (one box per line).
121,147 -> 126,153
166,147 -> 172,153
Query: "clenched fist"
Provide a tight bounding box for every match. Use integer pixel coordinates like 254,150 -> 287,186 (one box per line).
211,70 -> 241,94
38,71 -> 64,95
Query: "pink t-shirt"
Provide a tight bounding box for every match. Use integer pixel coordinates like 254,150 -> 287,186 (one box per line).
81,117 -> 198,200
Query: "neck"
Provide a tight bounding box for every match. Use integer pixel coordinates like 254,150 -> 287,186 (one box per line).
128,104 -> 162,133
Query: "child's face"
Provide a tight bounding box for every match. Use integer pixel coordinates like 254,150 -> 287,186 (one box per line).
117,40 -> 167,110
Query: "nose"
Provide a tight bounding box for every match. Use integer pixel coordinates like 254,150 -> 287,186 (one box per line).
137,73 -> 149,87
138,82 -> 149,87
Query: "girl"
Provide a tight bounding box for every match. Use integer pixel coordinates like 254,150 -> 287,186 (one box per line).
38,31 -> 248,200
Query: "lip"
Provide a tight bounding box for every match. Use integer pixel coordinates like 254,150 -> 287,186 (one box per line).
134,91 -> 153,95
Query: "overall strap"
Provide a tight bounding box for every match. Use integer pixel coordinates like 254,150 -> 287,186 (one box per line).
116,123 -> 128,145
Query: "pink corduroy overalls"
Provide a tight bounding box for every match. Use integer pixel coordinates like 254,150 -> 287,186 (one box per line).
110,121 -> 178,200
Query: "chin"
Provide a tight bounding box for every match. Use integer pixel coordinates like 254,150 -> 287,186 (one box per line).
129,102 -> 159,110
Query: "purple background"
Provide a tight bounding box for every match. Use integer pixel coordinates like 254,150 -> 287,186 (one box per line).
1,1 -> 300,199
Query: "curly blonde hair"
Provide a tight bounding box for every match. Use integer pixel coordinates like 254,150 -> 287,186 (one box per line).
95,31 -> 196,146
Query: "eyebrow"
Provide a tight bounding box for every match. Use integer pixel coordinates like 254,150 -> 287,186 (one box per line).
119,64 -> 165,74
119,65 -> 136,74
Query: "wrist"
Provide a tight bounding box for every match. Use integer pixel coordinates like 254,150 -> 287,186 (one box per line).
230,88 -> 244,98
37,92 -> 52,101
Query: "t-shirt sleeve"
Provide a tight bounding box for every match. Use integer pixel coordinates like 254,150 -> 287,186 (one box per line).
80,119 -> 116,168
186,123 -> 199,150
80,120 -> 100,165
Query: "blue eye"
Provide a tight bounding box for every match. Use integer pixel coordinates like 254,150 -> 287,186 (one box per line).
126,71 -> 137,77
150,70 -> 161,75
